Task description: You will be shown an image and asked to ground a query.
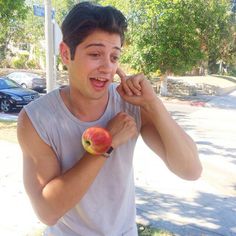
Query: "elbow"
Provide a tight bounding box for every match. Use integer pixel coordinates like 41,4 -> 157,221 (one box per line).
169,153 -> 203,181
185,167 -> 202,181
38,214 -> 59,226
35,208 -> 61,226
182,146 -> 203,181
182,162 -> 203,181
192,163 -> 203,180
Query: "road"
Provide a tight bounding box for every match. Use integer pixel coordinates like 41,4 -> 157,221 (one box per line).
135,93 -> 236,236
0,92 -> 236,236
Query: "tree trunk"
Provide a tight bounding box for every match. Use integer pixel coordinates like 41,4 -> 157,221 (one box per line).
160,73 -> 168,96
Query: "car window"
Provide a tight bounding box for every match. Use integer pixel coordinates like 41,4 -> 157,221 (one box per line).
8,73 -> 17,79
0,79 -> 19,89
14,73 -> 22,78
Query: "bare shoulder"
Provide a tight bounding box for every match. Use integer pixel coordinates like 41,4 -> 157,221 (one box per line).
17,109 -> 60,192
17,108 -> 49,157
17,108 -> 34,144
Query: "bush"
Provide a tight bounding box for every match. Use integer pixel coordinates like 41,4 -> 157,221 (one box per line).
228,67 -> 236,77
12,57 -> 25,69
11,53 -> 29,69
0,58 -> 11,68
26,59 -> 38,69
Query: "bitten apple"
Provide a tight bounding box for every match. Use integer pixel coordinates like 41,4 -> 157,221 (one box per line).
82,126 -> 112,155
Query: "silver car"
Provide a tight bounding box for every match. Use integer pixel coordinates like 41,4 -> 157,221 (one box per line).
6,71 -> 46,92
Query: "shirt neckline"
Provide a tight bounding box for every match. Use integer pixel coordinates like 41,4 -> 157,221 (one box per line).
55,85 -> 113,126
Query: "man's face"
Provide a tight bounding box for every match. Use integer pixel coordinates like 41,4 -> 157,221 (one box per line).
62,30 -> 122,100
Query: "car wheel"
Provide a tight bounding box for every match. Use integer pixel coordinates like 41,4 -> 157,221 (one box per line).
21,83 -> 27,88
1,99 -> 12,113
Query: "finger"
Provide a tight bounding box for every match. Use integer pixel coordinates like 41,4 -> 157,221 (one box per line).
116,84 -> 132,98
116,67 -> 127,82
126,79 -> 141,96
130,74 -> 143,91
116,68 -> 133,95
116,84 -> 125,97
118,79 -> 134,96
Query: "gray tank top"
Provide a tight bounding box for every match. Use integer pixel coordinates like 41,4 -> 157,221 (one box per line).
24,83 -> 141,236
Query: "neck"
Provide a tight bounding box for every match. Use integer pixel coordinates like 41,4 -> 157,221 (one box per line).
61,86 -> 109,122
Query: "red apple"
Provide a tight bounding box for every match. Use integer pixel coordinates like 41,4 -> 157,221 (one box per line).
82,126 -> 112,155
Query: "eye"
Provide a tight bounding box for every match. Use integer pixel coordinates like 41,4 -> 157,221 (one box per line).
111,55 -> 120,63
89,53 -> 100,57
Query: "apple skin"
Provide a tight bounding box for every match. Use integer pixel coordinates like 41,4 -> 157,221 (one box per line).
82,126 -> 112,155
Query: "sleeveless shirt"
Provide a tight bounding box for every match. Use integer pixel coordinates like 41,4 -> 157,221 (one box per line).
24,83 -> 141,236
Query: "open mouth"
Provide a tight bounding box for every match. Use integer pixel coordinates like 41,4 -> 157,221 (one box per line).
90,77 -> 109,89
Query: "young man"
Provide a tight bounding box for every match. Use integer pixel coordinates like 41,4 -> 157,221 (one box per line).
17,2 -> 202,236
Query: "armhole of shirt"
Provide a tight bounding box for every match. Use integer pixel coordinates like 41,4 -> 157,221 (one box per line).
24,102 -> 52,147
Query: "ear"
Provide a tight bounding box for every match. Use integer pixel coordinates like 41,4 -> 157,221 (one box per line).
60,41 -> 70,65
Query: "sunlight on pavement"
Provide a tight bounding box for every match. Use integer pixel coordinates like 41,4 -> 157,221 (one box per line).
0,141 -> 45,236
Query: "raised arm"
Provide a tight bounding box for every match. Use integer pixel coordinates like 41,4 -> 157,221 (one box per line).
116,68 -> 202,180
17,109 -> 137,225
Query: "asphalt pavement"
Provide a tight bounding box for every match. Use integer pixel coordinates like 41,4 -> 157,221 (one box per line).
135,90 -> 236,236
0,91 -> 236,236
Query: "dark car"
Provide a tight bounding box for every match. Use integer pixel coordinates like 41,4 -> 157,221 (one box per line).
0,77 -> 40,113
6,71 -> 46,92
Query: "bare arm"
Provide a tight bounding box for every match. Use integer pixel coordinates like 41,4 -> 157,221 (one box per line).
17,109 -> 137,225
116,68 -> 202,180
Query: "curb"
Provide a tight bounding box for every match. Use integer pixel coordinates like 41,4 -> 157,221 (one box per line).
190,101 -> 207,107
160,97 -> 209,107
0,113 -> 18,122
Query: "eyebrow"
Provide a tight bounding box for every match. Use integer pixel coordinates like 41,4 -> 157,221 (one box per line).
84,43 -> 121,51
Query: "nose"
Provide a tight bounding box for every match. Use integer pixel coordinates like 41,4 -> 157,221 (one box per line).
98,57 -> 115,74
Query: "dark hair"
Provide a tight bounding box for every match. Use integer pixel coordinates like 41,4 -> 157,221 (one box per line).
61,2 -> 128,60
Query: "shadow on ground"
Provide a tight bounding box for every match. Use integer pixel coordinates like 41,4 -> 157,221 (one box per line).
197,141 -> 236,164
205,94 -> 236,110
170,108 -> 236,165
135,186 -> 236,236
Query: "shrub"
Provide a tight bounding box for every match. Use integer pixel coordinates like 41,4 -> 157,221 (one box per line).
0,58 -> 11,68
228,67 -> 236,77
11,53 -> 29,69
26,59 -> 38,69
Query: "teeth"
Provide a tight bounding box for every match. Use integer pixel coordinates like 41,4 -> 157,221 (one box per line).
94,77 -> 106,81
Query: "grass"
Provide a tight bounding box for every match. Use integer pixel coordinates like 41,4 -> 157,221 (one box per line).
138,224 -> 174,236
0,120 -> 18,143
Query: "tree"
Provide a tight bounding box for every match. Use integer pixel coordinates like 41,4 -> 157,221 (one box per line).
100,0 -> 234,95
191,0 -> 232,74
100,0 -> 205,95
0,0 -> 29,61
6,0 -> 79,68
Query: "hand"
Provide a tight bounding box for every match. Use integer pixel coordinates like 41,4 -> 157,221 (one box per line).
106,112 -> 138,148
116,68 -> 157,107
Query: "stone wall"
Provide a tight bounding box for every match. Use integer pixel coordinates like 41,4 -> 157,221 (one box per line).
167,78 -> 220,96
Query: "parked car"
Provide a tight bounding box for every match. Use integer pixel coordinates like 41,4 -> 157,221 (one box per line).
6,71 -> 46,92
0,77 -> 40,113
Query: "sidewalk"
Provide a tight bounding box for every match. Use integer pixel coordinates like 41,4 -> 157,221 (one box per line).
0,88 -> 236,236
158,74 -> 236,108
0,141 -> 45,236
134,92 -> 236,236
1,101 -> 236,236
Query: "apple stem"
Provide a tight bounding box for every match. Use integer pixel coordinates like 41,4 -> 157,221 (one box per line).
85,140 -> 91,146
